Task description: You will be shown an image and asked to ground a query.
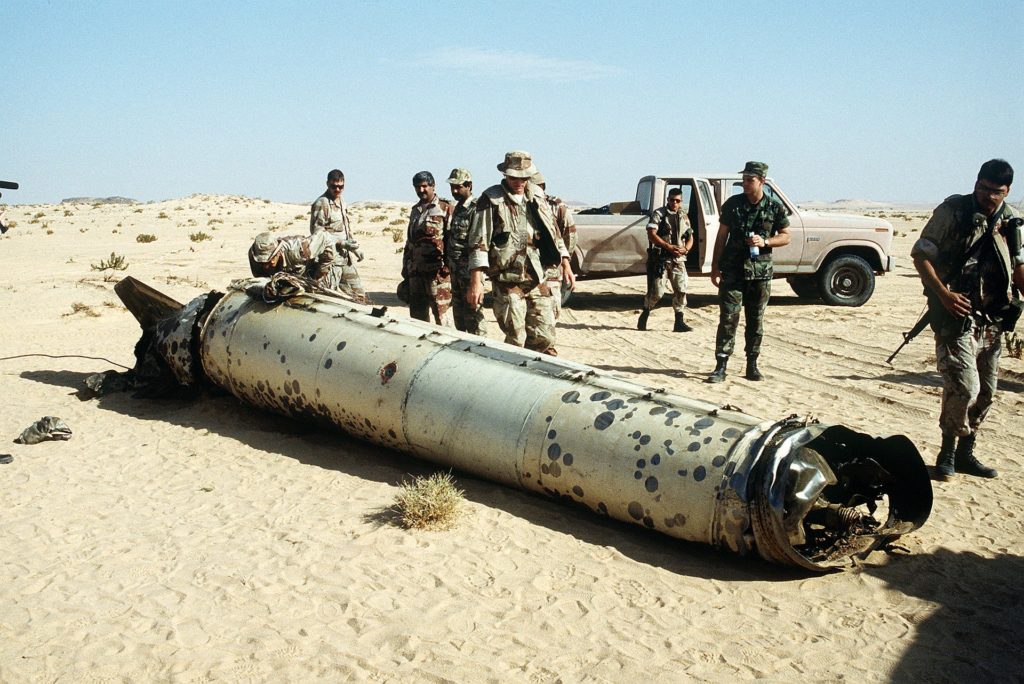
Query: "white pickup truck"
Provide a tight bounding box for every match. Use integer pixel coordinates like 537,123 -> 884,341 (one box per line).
569,174 -> 895,306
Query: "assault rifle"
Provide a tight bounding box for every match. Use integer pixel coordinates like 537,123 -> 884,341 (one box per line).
886,306 -> 931,365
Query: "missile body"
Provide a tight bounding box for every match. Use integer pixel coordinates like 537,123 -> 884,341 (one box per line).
120,277 -> 932,571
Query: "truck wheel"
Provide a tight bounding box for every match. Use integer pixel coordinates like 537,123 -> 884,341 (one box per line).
787,276 -> 820,300
560,281 -> 574,308
818,255 -> 874,307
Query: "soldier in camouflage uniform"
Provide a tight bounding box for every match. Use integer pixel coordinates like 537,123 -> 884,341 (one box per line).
707,162 -> 791,383
466,151 -> 574,354
404,171 -> 454,327
310,169 -> 368,303
637,187 -> 694,332
531,171 -> 577,319
912,159 -> 1023,481
248,231 -> 337,283
445,168 -> 486,335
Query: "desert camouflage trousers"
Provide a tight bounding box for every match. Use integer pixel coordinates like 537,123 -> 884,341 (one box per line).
492,278 -> 557,353
450,270 -> 487,336
544,265 -> 569,319
715,278 -> 771,357
408,271 -> 454,327
323,262 -> 368,304
644,262 -> 688,312
936,323 -> 1002,437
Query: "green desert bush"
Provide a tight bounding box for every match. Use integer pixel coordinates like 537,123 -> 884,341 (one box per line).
91,252 -> 128,272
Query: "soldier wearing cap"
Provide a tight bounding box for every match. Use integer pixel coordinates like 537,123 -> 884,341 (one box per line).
466,151 -> 574,354
445,168 -> 486,335
531,171 -> 578,318
707,161 -> 791,383
310,169 -> 368,303
637,187 -> 694,333
248,231 -> 337,283
404,171 -> 454,326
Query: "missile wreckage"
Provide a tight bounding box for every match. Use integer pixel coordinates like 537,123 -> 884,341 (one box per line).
109,275 -> 932,571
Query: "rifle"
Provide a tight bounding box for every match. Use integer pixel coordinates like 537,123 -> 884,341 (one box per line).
886,307 -> 931,365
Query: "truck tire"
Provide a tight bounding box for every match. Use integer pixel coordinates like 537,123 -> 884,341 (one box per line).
818,255 -> 874,307
560,281 -> 574,308
787,276 -> 821,300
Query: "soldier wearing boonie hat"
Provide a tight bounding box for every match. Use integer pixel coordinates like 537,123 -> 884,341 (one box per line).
445,168 -> 486,335
531,170 -> 577,319
247,230 -> 337,284
465,151 -> 575,354
707,161 -> 791,384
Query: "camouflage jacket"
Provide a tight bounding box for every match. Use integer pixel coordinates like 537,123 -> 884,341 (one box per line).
547,195 -> 578,256
310,193 -> 356,266
719,193 -> 790,281
249,231 -> 335,280
445,195 -> 477,277
646,205 -> 692,265
912,194 -> 1022,316
467,181 -> 570,285
405,196 -> 451,277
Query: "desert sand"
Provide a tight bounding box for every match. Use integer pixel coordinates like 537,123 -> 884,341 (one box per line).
1,195 -> 1021,682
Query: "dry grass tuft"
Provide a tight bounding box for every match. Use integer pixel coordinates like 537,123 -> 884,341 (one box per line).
392,472 -> 465,531
64,302 -> 100,318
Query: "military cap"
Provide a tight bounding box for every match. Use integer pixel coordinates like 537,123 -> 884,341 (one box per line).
250,232 -> 278,263
739,161 -> 769,178
497,150 -> 538,178
446,168 -> 472,185
530,171 -> 546,186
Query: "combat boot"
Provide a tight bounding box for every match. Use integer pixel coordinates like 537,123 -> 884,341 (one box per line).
706,356 -> 728,383
673,312 -> 692,333
745,354 -> 763,381
934,433 -> 956,480
637,308 -> 650,331
954,433 -> 997,478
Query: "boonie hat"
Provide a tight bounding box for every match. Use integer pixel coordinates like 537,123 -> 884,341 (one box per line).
739,161 -> 769,178
250,232 -> 278,263
497,150 -> 538,179
446,168 -> 472,185
530,171 -> 546,186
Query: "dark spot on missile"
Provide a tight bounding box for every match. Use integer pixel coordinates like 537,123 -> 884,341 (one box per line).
639,435 -> 651,446
562,453 -> 573,466
703,436 -> 712,444
677,469 -> 688,477
561,391 -> 580,404
645,476 -> 659,493
286,369 -> 291,376
364,418 -> 372,428
632,431 -> 641,439
336,341 -> 347,351
257,381 -> 264,391
549,463 -> 561,478
380,361 -> 397,384
606,399 -> 626,410
547,429 -> 556,439
263,342 -> 269,350
284,383 -> 293,396
594,412 -> 614,430
545,415 -> 552,422
649,406 -> 666,416
324,358 -> 333,369
292,380 -> 300,394
280,355 -> 286,364
590,391 -> 611,401
170,340 -> 178,354
664,410 -> 681,426
597,502 -> 608,514
572,486 -> 584,497
627,501 -> 644,520
634,471 -> 642,479
649,454 -> 659,466
712,455 -> 726,468
642,516 -> 654,528
624,410 -> 636,420
724,462 -> 735,476
388,429 -> 397,439
670,513 -> 687,528
695,417 -> 714,429
547,443 -> 561,460
723,427 -> 742,438
633,445 -> 641,451
541,464 -> 550,475
309,333 -> 317,342
687,442 -> 700,452
636,459 -> 646,468
693,466 -> 707,482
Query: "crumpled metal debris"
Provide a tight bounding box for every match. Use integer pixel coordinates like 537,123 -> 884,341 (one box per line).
84,370 -> 135,397
15,416 -> 73,445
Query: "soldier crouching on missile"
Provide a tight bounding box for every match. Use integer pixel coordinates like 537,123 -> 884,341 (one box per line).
466,150 -> 575,355
911,158 -> 1024,481
638,187 -> 694,332
404,171 -> 455,327
310,169 -> 369,303
248,231 -> 345,286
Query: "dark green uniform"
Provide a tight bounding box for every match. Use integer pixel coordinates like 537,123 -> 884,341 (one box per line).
446,195 -> 486,335
714,194 -> 789,358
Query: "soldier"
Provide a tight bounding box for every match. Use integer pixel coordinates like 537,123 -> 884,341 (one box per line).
445,168 -> 486,335
637,187 -> 694,332
912,159 -> 1023,481
466,151 -> 574,354
531,171 -> 578,318
404,171 -> 454,326
248,231 -> 337,283
310,169 -> 368,303
707,161 -> 791,383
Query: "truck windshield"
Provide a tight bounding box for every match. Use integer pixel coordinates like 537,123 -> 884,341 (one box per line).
636,179 -> 653,212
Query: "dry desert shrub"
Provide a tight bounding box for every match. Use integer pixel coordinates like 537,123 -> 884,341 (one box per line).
65,302 -> 100,318
392,472 -> 465,531
157,211 -> 169,219
1006,333 -> 1023,360
369,215 -> 387,223
189,231 -> 213,242
136,233 -> 157,243
91,252 -> 128,273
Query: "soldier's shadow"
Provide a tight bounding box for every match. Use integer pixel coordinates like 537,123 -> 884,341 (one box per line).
22,367 -> 795,582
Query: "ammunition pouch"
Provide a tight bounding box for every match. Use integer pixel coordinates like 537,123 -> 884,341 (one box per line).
926,294 -> 972,339
646,247 -> 665,286
998,298 -> 1023,333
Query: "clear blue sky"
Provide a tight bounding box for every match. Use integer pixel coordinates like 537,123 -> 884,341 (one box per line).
2,0 -> 1022,206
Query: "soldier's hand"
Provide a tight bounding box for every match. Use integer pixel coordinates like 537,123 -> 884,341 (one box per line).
710,268 -> 721,288
467,277 -> 484,310
941,289 -> 972,318
560,257 -> 576,289
353,248 -> 365,262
